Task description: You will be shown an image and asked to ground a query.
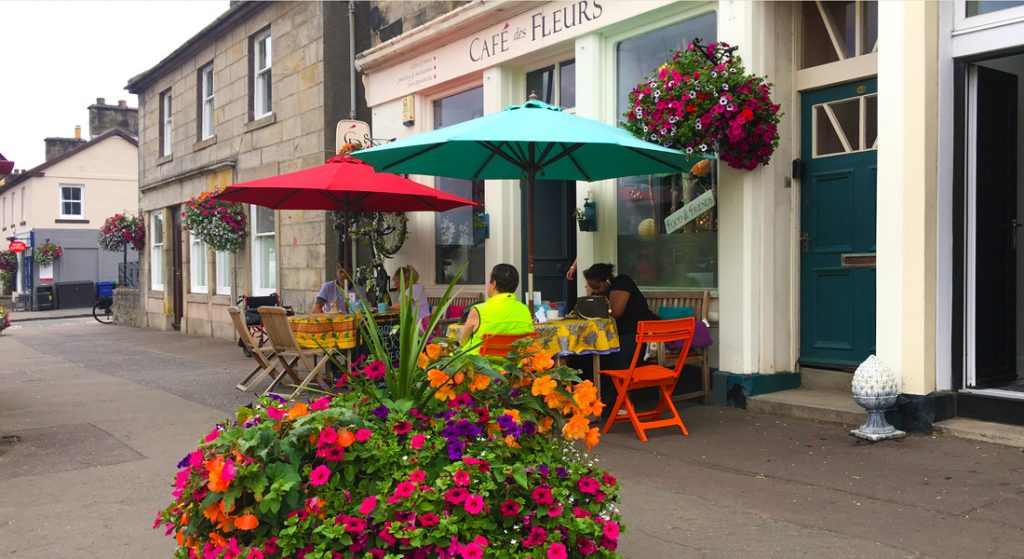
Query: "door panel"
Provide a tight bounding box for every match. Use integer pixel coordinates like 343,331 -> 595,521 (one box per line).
171,205 -> 184,331
973,66 -> 1017,387
521,180 -> 576,309
800,80 -> 877,368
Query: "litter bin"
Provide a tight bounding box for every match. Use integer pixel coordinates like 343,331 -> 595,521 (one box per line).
97,281 -> 115,298
36,285 -> 55,311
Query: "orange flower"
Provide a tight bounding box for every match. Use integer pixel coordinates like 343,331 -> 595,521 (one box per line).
287,403 -> 309,420
417,352 -> 429,368
502,408 -> 521,423
427,368 -> 450,388
562,413 -> 590,440
234,514 -> 259,531
336,430 -> 356,448
205,457 -> 230,493
175,532 -> 185,546
532,351 -> 554,372
469,374 -> 491,392
434,384 -> 456,401
203,501 -> 224,523
425,343 -> 442,360
538,416 -> 555,433
486,422 -> 503,437
209,532 -> 228,548
584,427 -> 601,452
453,371 -> 465,385
531,374 -> 556,397
544,391 -> 568,411
504,435 -> 521,448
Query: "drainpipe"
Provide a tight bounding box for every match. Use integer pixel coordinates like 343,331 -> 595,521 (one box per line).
349,0 -> 357,120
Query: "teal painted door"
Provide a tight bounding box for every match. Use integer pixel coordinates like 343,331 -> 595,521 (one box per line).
800,80 -> 877,369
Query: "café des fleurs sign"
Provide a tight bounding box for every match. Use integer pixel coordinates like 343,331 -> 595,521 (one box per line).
362,0 -> 674,106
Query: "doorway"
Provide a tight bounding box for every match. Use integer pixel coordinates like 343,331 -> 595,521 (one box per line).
521,179 -> 577,310
963,56 -> 1023,392
171,204 -> 184,331
799,80 -> 878,369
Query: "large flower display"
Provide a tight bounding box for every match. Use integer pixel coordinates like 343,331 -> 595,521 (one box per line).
0,250 -> 16,274
156,276 -> 624,559
622,39 -> 782,171
183,191 -> 248,253
98,213 -> 146,252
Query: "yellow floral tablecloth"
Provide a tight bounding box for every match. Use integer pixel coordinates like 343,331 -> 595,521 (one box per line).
289,313 -> 357,349
447,318 -> 619,357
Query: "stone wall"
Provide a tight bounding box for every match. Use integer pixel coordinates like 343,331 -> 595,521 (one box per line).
367,1 -> 469,47
113,287 -> 143,327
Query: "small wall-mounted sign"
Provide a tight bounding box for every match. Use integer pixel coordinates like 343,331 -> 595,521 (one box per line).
664,190 -> 716,234
336,120 -> 372,153
401,95 -> 415,127
8,240 -> 27,253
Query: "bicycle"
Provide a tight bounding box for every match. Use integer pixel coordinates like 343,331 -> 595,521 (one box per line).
93,296 -> 114,324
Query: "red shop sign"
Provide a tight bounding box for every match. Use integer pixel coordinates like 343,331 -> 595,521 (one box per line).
8,240 -> 27,253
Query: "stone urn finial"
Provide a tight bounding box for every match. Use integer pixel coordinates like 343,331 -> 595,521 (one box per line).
850,355 -> 906,441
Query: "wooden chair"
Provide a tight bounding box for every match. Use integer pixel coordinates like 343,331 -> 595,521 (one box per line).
257,306 -> 333,400
480,331 -> 538,357
598,317 -> 695,442
426,292 -> 485,338
228,306 -> 298,392
645,290 -> 712,404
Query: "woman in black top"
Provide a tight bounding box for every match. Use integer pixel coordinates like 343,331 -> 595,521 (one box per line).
582,263 -> 657,371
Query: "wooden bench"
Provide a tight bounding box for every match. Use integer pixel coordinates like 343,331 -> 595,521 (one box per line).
642,290 -> 712,404
426,291 -> 484,337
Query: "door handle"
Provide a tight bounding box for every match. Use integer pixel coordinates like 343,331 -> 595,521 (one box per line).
800,233 -> 811,252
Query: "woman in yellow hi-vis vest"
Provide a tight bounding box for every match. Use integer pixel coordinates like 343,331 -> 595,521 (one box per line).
460,264 -> 535,354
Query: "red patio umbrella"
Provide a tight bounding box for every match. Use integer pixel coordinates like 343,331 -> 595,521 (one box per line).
215,156 -> 474,213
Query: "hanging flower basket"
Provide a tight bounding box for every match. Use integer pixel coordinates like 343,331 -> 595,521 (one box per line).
34,240 -> 63,267
182,191 -> 248,253
99,213 -> 146,252
0,251 -> 16,274
622,39 -> 782,171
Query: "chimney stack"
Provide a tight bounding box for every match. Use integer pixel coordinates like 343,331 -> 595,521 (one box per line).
118,100 -> 127,108
96,97 -> 105,105
74,125 -> 81,140
88,97 -> 138,138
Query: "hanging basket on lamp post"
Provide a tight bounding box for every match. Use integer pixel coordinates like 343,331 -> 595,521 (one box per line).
98,213 -> 146,286
622,39 -> 782,171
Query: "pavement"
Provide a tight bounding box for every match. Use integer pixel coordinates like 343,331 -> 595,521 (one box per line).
2,306 -> 96,322
1,318 -> 1023,558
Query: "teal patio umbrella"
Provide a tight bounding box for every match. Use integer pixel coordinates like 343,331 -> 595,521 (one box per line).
354,99 -> 690,296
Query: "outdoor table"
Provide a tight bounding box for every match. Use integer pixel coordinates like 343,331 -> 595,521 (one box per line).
447,317 -> 620,394
289,312 -> 359,349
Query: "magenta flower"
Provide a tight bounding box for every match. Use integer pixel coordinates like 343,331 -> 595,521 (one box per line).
409,469 -> 426,483
444,487 -> 469,505
500,499 -> 520,517
393,421 -> 412,435
266,407 -> 285,421
309,465 -> 331,486
245,549 -> 264,559
387,481 -> 416,504
576,476 -> 599,494
546,542 -> 567,559
531,485 -> 554,506
463,494 -> 485,515
358,496 -> 378,515
452,470 -> 470,487
221,458 -> 236,483
309,396 -> 331,411
460,543 -> 483,559
318,427 -> 338,447
418,512 -> 440,527
355,428 -> 373,442
603,521 -> 620,541
410,434 -> 426,449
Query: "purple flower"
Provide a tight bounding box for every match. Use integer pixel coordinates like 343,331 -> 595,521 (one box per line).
371,405 -> 390,419
555,467 -> 569,478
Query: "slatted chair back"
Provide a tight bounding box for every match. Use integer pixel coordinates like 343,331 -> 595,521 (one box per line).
258,306 -> 329,399
630,318 -> 696,378
228,306 -> 282,392
228,306 -> 260,351
480,331 -> 538,357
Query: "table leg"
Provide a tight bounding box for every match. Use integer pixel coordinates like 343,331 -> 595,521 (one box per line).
592,353 -> 601,396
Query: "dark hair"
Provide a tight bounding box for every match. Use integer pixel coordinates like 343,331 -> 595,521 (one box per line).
490,263 -> 520,293
582,263 -> 615,282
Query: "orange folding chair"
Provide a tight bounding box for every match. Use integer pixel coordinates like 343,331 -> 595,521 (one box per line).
479,332 -> 538,357
598,317 -> 695,442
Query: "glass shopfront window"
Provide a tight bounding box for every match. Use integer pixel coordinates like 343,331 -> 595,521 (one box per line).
616,13 -> 719,289
434,87 -> 486,285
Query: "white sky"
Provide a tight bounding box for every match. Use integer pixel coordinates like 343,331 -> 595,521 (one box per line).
0,0 -> 229,170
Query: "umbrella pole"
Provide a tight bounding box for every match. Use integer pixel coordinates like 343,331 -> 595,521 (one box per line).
527,171 -> 535,305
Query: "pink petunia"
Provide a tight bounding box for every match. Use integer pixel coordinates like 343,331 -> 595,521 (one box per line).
359,496 -> 378,515
204,428 -> 221,442
547,542 -> 568,559
245,549 -> 265,559
531,486 -> 554,506
410,434 -> 426,449
463,494 -> 485,515
318,427 -> 338,447
309,396 -> 331,411
355,428 -> 373,442
221,458 -> 236,483
387,481 -> 416,503
500,500 -> 520,517
460,543 -> 483,559
576,476 -> 600,495
444,487 -> 469,505
603,521 -> 620,541
309,465 -> 331,486
418,512 -> 440,527
452,470 -> 470,487
267,407 -> 285,421
409,469 -> 426,483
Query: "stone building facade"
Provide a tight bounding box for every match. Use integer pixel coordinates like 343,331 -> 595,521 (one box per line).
127,1 -> 370,338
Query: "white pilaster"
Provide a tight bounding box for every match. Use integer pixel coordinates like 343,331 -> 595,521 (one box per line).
876,1 -> 938,395
482,66 -> 525,275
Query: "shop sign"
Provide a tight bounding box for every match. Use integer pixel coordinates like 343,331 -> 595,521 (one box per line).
664,190 -> 715,234
8,240 -> 27,253
335,120 -> 372,153
364,0 -> 673,106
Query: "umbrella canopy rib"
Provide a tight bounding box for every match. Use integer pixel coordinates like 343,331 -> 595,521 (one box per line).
480,141 -> 528,170
536,142 -> 584,172
378,143 -> 446,173
563,149 -> 592,182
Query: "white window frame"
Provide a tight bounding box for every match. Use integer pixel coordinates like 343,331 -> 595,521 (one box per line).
200,64 -> 215,140
250,204 -> 276,296
59,184 -> 84,218
190,232 -> 208,294
955,0 -> 1024,31
215,250 -> 231,296
253,29 -> 272,119
151,211 -> 164,291
160,90 -> 173,156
